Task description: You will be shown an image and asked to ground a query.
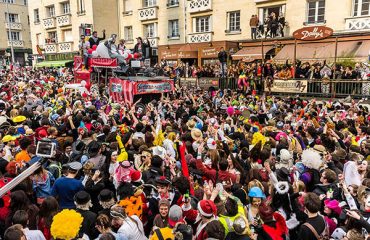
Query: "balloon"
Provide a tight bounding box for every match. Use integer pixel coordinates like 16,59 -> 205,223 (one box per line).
92,51 -> 98,58
123,53 -> 128,59
87,49 -> 93,55
82,92 -> 88,98
227,106 -> 234,116
49,76 -> 55,82
133,53 -> 139,59
96,42 -> 110,58
92,45 -> 97,50
126,54 -> 133,60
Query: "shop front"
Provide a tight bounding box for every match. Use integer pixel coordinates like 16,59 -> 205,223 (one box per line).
158,41 -> 238,67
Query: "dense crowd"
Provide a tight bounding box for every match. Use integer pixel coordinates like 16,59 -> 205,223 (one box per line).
1,63 -> 370,240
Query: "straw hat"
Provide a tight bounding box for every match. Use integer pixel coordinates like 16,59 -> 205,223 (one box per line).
186,119 -> 196,130
12,115 -> 26,123
191,128 -> 203,141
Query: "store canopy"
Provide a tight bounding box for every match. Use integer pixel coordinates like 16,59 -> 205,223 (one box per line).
353,40 -> 370,59
178,44 -> 198,59
35,60 -> 73,68
273,41 -> 364,62
232,46 -> 274,61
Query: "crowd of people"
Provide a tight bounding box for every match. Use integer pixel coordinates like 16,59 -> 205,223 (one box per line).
1,59 -> 370,240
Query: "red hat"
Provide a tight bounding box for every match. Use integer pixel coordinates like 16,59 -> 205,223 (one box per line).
130,170 -> 142,182
197,200 -> 217,217
324,199 -> 342,216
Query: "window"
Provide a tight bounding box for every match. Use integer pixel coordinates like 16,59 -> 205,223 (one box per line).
307,0 -> 325,24
24,0 -> 27,5
353,0 -> 370,16
46,5 -> 55,17
5,13 -> 19,23
168,0 -> 179,6
33,9 -> 40,23
143,0 -> 156,7
144,23 -> 156,37
62,2 -> 70,14
47,31 -> 57,43
63,29 -> 73,42
169,20 -> 179,37
194,16 -> 210,33
36,33 -> 41,45
123,0 -> 133,14
124,26 -> 133,41
2,0 -> 15,3
78,0 -> 85,14
7,31 -> 20,41
228,11 -> 240,31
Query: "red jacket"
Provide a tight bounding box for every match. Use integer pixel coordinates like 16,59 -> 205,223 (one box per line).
195,159 -> 236,185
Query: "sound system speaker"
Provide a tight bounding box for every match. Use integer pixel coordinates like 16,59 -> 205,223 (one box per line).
114,66 -> 133,76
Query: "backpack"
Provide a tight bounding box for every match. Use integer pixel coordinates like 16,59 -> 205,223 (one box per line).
303,216 -> 330,240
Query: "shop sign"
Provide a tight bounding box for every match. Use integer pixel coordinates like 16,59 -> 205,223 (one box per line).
178,51 -> 197,58
293,26 -> 333,41
162,50 -> 178,59
266,79 -> 307,93
201,48 -> 218,58
45,52 -> 77,61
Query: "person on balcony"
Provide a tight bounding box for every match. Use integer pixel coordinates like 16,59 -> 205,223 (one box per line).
250,15 -> 259,40
134,37 -> 151,61
89,30 -> 106,47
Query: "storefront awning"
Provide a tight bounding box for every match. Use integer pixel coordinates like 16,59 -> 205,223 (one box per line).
232,46 -> 274,61
35,60 -> 73,68
273,41 -> 364,62
354,40 -> 370,59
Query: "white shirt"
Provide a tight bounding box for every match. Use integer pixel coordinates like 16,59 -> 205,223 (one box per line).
117,215 -> 147,240
4,145 -> 12,162
24,228 -> 46,240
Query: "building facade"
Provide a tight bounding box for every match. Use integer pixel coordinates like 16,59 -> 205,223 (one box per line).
28,0 -> 119,66
0,0 -> 32,66
120,0 -> 370,65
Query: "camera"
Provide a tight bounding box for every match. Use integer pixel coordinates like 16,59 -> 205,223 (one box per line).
36,140 -> 56,158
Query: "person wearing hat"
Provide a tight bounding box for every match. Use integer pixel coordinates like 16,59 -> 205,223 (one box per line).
51,161 -> 84,209
97,189 -> 116,217
195,199 -> 218,240
85,141 -> 106,170
2,135 -> 16,161
256,202 -> 288,240
74,191 -> 97,239
12,115 -> 26,135
14,137 -> 32,164
150,205 -> 184,240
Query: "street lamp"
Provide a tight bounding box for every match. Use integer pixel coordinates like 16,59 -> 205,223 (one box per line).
6,0 -> 15,65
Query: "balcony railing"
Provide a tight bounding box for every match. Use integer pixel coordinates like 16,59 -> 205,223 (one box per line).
7,40 -> 24,48
43,17 -> 56,29
44,43 -> 57,53
345,16 -> 370,31
188,0 -> 212,13
58,42 -> 73,52
138,6 -> 158,21
5,22 -> 22,30
56,14 -> 71,27
188,32 -> 212,43
147,37 -> 159,47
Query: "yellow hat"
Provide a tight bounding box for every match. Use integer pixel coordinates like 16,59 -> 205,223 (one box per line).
12,115 -> 26,123
2,135 -> 16,143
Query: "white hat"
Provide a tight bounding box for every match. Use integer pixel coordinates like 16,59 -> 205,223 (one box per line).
152,146 -> 167,159
207,138 -> 217,150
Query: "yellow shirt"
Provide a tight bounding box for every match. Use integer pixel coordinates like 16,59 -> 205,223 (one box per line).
150,227 -> 174,240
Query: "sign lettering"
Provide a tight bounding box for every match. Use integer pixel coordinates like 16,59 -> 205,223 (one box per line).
266,79 -> 307,93
293,26 -> 333,41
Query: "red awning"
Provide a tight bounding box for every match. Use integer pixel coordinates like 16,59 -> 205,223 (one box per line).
232,46 -> 274,61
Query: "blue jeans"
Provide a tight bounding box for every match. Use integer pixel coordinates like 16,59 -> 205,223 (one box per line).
220,62 -> 227,78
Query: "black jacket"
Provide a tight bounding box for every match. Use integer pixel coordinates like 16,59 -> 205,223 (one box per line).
134,41 -> 151,58
77,209 -> 97,239
218,51 -> 228,63
88,32 -> 106,47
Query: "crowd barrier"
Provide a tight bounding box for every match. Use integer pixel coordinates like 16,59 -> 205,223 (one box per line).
179,77 -> 370,98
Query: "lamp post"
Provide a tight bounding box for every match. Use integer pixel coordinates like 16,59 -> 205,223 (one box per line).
6,1 -> 15,65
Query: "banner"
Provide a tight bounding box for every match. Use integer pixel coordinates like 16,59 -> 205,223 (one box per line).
182,77 -> 219,89
266,79 -> 308,93
134,80 -> 174,94
109,78 -> 133,103
90,58 -> 118,68
74,56 -> 83,71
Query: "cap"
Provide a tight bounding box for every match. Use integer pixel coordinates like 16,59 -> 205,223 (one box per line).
67,161 -> 82,171
2,135 -> 16,143
168,205 -> 183,227
155,176 -> 171,186
98,189 -> 114,202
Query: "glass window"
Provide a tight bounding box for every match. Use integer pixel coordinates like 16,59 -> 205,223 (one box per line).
168,0 -> 179,6
169,20 -> 179,37
143,0 -> 156,7
78,0 -> 85,13
47,5 -> 55,17
5,13 -> 19,23
307,0 -> 325,24
124,26 -> 133,40
24,0 -> 27,5
33,9 -> 40,23
228,11 -> 240,31
63,30 -> 73,42
62,2 -> 70,14
123,0 -> 132,12
7,31 -> 20,41
47,32 -> 57,43
195,16 -> 210,33
144,23 -> 156,37
36,33 -> 41,45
